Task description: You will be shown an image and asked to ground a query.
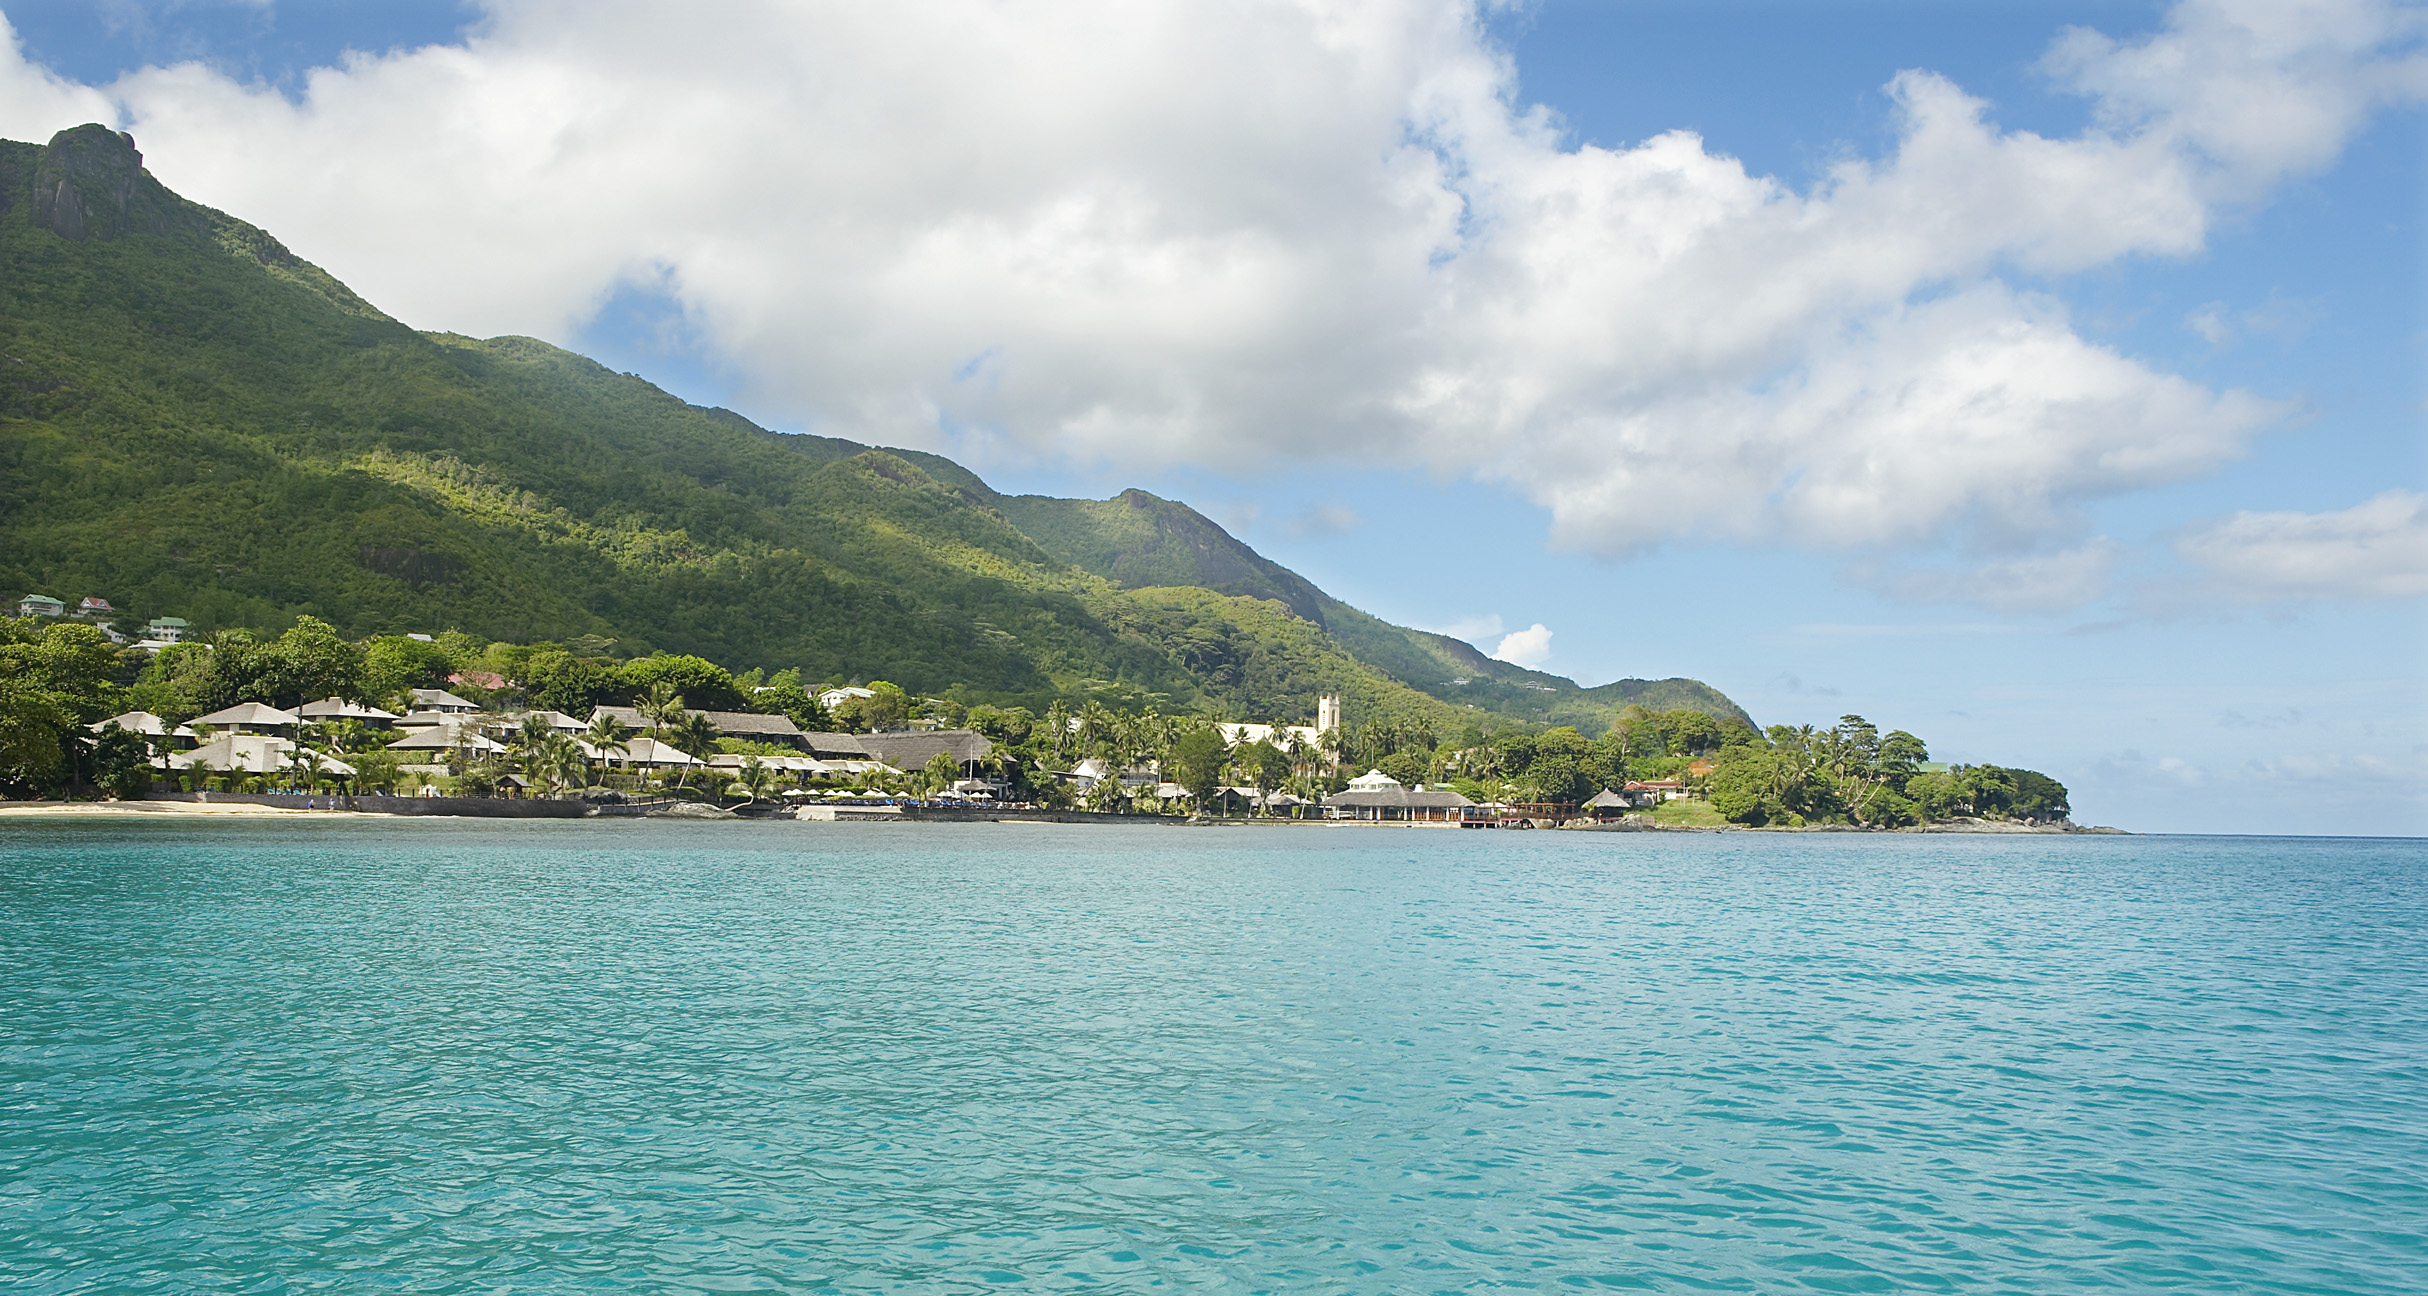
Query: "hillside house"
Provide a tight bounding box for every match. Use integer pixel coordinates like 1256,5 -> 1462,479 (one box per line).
16,594 -> 64,618
146,616 -> 188,644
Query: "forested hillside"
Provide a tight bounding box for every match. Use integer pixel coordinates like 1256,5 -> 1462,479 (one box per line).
0,124 -> 1748,734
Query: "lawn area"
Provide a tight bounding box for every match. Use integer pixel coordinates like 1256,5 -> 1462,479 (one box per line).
1650,797 -> 1727,827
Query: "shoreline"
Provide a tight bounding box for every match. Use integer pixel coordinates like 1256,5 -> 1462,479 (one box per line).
0,797 -> 2125,833
0,799 -> 377,818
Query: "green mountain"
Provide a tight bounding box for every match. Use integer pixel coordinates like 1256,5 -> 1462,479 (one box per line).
0,124 -> 1749,733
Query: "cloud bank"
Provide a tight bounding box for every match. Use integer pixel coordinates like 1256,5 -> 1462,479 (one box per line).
1,0 -> 2418,575
2178,490 -> 2428,600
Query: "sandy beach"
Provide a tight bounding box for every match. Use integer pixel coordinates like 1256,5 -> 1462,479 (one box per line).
0,800 -> 372,818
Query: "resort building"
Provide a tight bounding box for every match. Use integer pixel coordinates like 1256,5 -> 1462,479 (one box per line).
384,725 -> 509,758
1324,770 -> 1482,822
298,698 -> 400,727
588,706 -> 811,750
169,733 -> 354,779
613,735 -> 703,772
798,732 -> 874,759
507,709 -> 589,735
704,753 -> 829,783
408,688 -> 482,713
1583,788 -> 1635,818
190,702 -> 302,734
854,730 -> 993,775
86,711 -> 195,747
1201,786 -> 1314,817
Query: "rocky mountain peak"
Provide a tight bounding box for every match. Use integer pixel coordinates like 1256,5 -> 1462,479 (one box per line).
33,124 -> 174,242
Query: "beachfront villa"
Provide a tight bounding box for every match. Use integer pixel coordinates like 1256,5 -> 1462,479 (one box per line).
1583,788 -> 1635,817
1324,769 -> 1482,822
855,730 -> 996,784
86,711 -> 195,748
704,753 -> 831,784
168,732 -> 354,780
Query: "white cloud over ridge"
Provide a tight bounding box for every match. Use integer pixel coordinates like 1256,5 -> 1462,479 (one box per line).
2178,490 -> 2428,600
0,0 -> 2416,570
1491,622 -> 1553,669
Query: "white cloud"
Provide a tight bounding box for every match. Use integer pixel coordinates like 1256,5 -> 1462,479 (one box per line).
2177,490 -> 2428,600
1491,621 -> 1552,667
2044,0 -> 2428,199
0,0 -> 2414,572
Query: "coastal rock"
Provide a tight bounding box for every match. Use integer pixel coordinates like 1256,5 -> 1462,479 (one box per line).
650,801 -> 738,819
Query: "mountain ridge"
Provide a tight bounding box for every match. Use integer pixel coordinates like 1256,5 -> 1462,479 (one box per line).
0,124 -> 1750,733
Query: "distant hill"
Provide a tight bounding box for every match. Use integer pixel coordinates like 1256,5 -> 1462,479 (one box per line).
0,124 -> 1749,734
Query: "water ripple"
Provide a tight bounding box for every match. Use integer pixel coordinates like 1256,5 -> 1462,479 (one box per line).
3,822 -> 2423,1292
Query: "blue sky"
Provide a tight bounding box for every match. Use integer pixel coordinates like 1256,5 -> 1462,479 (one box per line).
1,0 -> 2420,834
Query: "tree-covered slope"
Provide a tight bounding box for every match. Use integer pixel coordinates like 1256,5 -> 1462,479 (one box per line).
0,124 -> 1750,733
1001,489 -> 1754,728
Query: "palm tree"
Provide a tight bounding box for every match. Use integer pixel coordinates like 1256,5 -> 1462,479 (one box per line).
919,751 -> 961,797
583,713 -> 632,785
1075,701 -> 1114,757
291,746 -> 323,793
515,713 -> 556,752
1274,726 -> 1304,779
638,681 -> 686,732
669,711 -> 720,790
732,755 -> 777,804
534,733 -> 587,797
1043,700 -> 1074,759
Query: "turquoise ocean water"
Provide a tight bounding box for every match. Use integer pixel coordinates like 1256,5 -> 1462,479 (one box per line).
2,820 -> 2422,1293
